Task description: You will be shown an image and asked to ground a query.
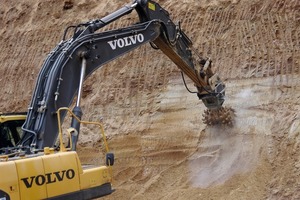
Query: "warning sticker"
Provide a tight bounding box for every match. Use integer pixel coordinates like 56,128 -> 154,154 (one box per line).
148,2 -> 156,11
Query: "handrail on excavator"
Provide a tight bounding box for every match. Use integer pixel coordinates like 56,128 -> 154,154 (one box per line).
56,107 -> 109,153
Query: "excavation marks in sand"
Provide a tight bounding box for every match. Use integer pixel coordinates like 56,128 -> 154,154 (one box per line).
78,74 -> 285,200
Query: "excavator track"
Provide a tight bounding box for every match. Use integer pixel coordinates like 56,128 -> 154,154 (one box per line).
202,106 -> 235,126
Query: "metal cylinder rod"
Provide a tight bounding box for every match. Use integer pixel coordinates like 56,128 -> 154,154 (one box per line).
76,57 -> 87,107
91,2 -> 137,32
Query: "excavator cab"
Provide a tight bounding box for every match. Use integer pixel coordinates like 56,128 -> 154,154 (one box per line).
0,113 -> 26,149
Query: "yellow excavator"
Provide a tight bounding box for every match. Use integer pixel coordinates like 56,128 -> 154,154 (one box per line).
0,0 -> 234,199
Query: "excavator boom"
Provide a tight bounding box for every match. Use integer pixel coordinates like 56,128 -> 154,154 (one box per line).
19,0 -> 227,151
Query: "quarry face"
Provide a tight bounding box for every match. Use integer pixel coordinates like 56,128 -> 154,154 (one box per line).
1,0 -> 300,199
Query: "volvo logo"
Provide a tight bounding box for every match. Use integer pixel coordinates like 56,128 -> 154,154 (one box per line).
107,34 -> 145,50
21,169 -> 75,188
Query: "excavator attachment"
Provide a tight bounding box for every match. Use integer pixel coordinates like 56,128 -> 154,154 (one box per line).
190,58 -> 234,126
202,107 -> 235,126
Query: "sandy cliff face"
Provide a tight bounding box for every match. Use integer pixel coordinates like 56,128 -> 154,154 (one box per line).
1,0 -> 300,199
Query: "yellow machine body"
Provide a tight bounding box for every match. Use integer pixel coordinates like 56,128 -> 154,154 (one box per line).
0,151 -> 113,200
0,108 -> 114,200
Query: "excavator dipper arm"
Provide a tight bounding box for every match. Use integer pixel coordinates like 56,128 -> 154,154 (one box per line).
19,0 -> 227,151
136,0 -> 231,125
